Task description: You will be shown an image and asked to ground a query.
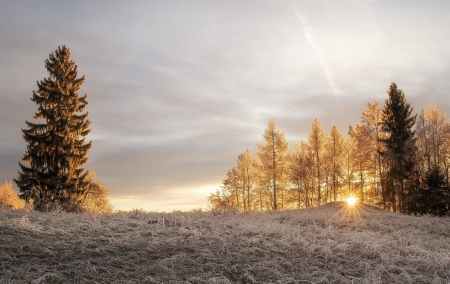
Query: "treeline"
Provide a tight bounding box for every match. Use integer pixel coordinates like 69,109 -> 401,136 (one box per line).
209,83 -> 450,216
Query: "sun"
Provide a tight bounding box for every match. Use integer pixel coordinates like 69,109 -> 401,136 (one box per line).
347,196 -> 357,206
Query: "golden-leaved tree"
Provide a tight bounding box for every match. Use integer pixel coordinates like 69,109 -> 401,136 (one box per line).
237,150 -> 257,211
0,180 -> 25,209
308,119 -> 327,206
81,172 -> 113,213
327,125 -> 345,202
348,124 -> 372,203
416,105 -> 450,176
361,101 -> 386,207
210,85 -> 450,215
209,150 -> 258,211
288,141 -> 314,208
256,119 -> 289,210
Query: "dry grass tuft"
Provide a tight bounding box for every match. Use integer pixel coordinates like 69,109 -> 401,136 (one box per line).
1,201 -> 449,283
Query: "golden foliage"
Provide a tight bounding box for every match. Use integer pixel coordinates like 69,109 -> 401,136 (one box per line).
256,119 -> 290,210
212,92 -> 450,215
82,172 -> 114,213
0,180 -> 25,209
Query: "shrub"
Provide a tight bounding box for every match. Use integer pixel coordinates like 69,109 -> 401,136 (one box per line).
0,180 -> 25,209
81,172 -> 114,213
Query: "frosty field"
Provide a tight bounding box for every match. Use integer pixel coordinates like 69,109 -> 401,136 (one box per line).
1,202 -> 449,284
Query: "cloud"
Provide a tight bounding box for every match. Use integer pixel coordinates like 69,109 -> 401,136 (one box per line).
2,0 -> 450,211
293,2 -> 340,96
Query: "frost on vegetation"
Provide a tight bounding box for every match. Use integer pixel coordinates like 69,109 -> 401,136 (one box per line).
17,215 -> 43,232
31,272 -> 63,284
0,201 -> 449,283
208,276 -> 232,284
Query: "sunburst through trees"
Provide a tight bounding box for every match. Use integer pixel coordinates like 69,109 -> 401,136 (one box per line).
210,82 -> 450,216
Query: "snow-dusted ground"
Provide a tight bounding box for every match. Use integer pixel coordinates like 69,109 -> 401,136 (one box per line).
1,202 -> 449,283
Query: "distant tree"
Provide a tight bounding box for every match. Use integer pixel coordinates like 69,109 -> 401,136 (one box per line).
308,119 -> 327,205
237,150 -> 257,211
14,46 -> 92,212
380,82 -> 416,212
0,180 -> 26,209
221,167 -> 241,209
288,141 -> 314,208
210,150 -> 259,211
208,189 -> 230,211
322,132 -> 333,204
348,124 -> 372,203
343,135 -> 355,200
361,101 -> 386,207
327,125 -> 345,202
415,105 -> 450,181
254,164 -> 271,211
256,119 -> 289,210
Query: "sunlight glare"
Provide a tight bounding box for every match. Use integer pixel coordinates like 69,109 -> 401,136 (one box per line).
347,196 -> 357,206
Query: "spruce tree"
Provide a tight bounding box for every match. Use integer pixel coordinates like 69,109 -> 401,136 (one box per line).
405,167 -> 450,216
380,82 -> 416,212
14,46 -> 92,211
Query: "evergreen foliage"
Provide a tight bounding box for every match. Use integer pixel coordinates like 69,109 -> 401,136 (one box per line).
14,46 -> 92,212
380,82 -> 416,212
210,88 -> 450,216
210,83 -> 449,216
405,167 -> 450,216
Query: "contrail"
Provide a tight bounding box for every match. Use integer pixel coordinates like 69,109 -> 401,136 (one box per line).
293,2 -> 340,96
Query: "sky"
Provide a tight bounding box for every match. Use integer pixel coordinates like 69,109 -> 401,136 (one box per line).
1,0 -> 450,212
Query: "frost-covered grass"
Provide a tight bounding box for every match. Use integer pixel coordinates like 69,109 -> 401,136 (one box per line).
1,202 -> 449,283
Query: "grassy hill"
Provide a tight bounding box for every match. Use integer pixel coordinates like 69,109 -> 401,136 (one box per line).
1,202 -> 449,283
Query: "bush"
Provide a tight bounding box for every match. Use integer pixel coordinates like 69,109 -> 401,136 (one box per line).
404,167 -> 450,216
0,180 -> 25,209
82,172 -> 114,213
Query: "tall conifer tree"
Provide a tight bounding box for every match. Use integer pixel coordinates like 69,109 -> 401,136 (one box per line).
380,82 -> 416,212
15,46 -> 92,211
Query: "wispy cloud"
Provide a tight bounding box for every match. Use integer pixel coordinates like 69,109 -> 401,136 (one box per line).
293,2 -> 340,96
